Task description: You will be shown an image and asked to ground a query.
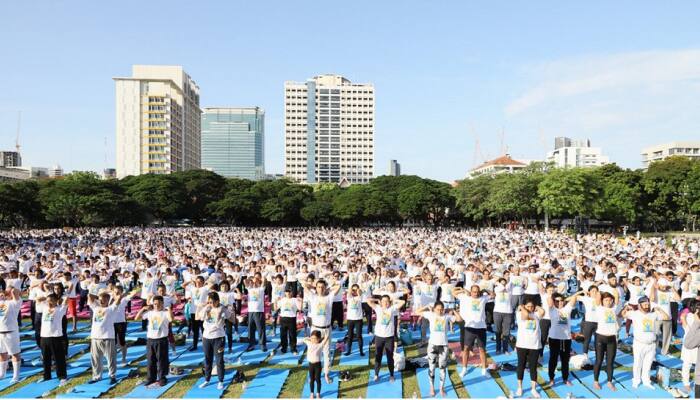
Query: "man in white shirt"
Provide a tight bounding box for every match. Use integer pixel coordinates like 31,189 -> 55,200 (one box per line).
0,288 -> 22,384
278,288 -> 301,355
304,278 -> 340,384
454,284 -> 493,377
37,293 -> 69,386
245,275 -> 268,352
136,295 -> 173,388
196,292 -> 232,390
626,296 -> 668,388
87,290 -> 123,384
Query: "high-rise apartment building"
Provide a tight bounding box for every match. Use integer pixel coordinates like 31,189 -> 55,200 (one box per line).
547,137 -> 608,168
389,160 -> 401,176
201,107 -> 265,180
284,74 -> 374,184
641,141 -> 700,168
114,65 -> 201,178
0,151 -> 21,168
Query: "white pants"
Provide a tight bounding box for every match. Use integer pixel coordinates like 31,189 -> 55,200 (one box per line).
682,360 -> 696,387
311,326 -> 331,376
633,340 -> 656,386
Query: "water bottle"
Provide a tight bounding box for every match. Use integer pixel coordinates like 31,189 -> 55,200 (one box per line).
412,391 -> 417,399
566,392 -> 573,399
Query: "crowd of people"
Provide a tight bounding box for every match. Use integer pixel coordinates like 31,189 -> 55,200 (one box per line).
0,227 -> 699,398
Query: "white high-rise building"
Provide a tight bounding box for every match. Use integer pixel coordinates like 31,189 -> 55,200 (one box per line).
114,65 -> 201,178
284,74 -> 374,184
641,141 -> 700,168
546,137 -> 608,168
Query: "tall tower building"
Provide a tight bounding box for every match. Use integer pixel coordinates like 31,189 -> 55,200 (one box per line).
0,151 -> 21,168
114,65 -> 201,178
201,107 -> 265,180
389,160 -> 401,176
284,74 -> 374,184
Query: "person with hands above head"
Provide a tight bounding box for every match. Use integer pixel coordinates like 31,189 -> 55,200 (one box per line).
196,292 -> 232,391
592,290 -> 623,392
0,287 -> 22,384
244,274 -> 268,353
624,296 -> 668,389
367,294 -> 405,384
303,277 -> 341,385
650,275 -> 680,355
546,290 -> 583,388
304,330 -> 330,399
345,284 -> 366,357
36,292 -> 70,387
86,288 -> 124,384
278,287 -> 302,355
453,284 -> 494,378
135,295 -> 173,389
414,301 -> 462,397
515,300 -> 545,399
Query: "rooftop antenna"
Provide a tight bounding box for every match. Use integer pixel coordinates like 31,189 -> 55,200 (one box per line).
15,111 -> 21,154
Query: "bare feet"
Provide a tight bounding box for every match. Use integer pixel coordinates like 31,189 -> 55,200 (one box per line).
389,376 -> 395,383
374,375 -> 379,382
515,388 -> 523,397
547,380 -> 554,388
325,375 -> 332,384
531,389 -> 541,398
607,382 -> 616,391
309,395 -> 314,399
685,385 -> 692,392
440,388 -> 447,397
593,382 -> 601,390
429,387 -> 436,397
565,380 -> 573,386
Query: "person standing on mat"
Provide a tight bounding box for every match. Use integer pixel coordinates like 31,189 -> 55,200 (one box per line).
681,300 -> 700,398
579,285 -> 600,356
650,277 -> 680,356
197,291 -> 231,390
414,300 -> 460,397
112,285 -> 132,366
304,330 -> 330,399
0,287 -> 22,384
87,290 -> 123,384
60,271 -> 79,333
245,275 -> 268,352
454,284 -> 493,378
304,278 -> 340,385
626,296 -> 667,388
36,292 -> 69,387
515,300 -> 544,399
681,300 -> 699,393
493,277 -> 513,354
345,284 -> 365,357
278,287 -> 301,355
136,295 -> 173,389
546,291 -> 580,388
367,294 -> 405,383
184,276 -> 209,351
592,291 -> 622,392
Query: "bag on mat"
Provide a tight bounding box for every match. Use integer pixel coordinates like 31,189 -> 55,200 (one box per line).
399,328 -> 413,346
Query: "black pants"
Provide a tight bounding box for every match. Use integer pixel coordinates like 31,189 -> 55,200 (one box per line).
224,320 -> 234,350
41,337 -> 67,380
62,315 -> 68,354
309,361 -> 322,394
516,346 -> 539,382
671,302 -> 679,335
233,300 -> 242,333
247,312 -> 267,347
485,302 -> 495,330
581,321 -> 597,353
190,316 -> 203,349
695,384 -> 700,399
548,338 -> 571,381
114,322 -> 127,347
203,337 -> 225,383
34,312 -> 42,347
280,316 -> 297,352
146,337 -> 169,385
362,303 -> 373,334
593,334 -> 616,383
374,336 -> 395,377
346,319 -> 364,354
539,319 -> 551,356
331,301 -> 344,329
493,312 -> 513,353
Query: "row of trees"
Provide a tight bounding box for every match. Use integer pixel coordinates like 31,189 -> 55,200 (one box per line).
0,156 -> 698,230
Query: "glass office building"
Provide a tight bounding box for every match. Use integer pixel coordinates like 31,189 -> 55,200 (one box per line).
201,107 -> 265,180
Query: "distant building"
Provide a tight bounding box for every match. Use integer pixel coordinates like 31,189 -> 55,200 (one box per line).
388,160 -> 401,176
114,65 -> 201,178
0,167 -> 29,181
49,165 -> 63,178
0,151 -> 21,168
284,74 -> 374,184
547,137 -> 608,168
264,173 -> 285,181
641,141 -> 700,168
468,154 -> 527,178
201,107 -> 265,180
103,168 -> 117,179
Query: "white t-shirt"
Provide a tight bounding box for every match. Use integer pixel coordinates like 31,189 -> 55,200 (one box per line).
655,291 -> 673,320
515,312 -> 541,350
144,310 -> 170,339
457,294 -> 488,329
188,286 -> 209,314
308,294 -> 334,327
247,287 -> 265,313
39,304 -> 67,337
548,305 -> 573,340
493,284 -> 512,314
372,305 -> 398,338
629,308 -> 659,344
346,295 -> 363,321
509,275 -> 527,296
0,299 -> 22,332
114,297 -> 131,324
202,306 -> 228,339
595,306 -> 619,336
89,302 -> 118,339
278,297 -> 299,318
424,311 -> 453,346
580,296 -> 598,322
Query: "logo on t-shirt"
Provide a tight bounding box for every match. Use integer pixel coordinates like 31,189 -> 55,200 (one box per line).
43,311 -> 55,323
524,320 -> 536,331
434,318 -> 446,332
316,302 -> 327,316
497,293 -> 507,303
659,293 -> 669,305
558,314 -> 568,325
349,300 -> 360,310
150,315 -> 163,331
0,304 -> 7,317
93,309 -> 105,323
471,299 -> 480,311
604,310 -> 616,324
250,292 -> 258,302
642,318 -> 653,332
380,311 -> 391,326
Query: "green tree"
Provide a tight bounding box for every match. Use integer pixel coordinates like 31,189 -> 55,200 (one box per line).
0,180 -> 42,227
176,170 -> 227,223
398,180 -> 454,224
538,168 -> 602,220
641,156 -> 695,231
122,174 -> 187,223
452,175 -> 494,225
206,178 -> 258,225
332,185 -> 367,224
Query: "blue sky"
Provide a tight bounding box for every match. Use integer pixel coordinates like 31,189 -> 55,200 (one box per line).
1,1 -> 699,182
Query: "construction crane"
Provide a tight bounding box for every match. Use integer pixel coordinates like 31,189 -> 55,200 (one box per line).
15,111 -> 21,154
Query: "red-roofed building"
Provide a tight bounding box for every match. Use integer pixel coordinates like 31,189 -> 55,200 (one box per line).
468,154 -> 527,178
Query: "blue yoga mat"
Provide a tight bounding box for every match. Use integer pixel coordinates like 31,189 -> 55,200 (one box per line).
4,366 -> 89,398
416,367 -> 458,399
233,345 -> 276,366
0,368 -> 43,391
56,368 -> 135,398
70,345 -> 147,367
123,372 -> 190,399
69,330 -> 92,339
614,370 -> 673,398
20,341 -> 37,352
268,344 -> 306,366
366,370 -> 402,399
656,352 -> 683,369
338,334 -> 371,366
572,368 -> 634,399
463,366 -> 505,398
301,370 -> 340,398
125,330 -> 147,341
171,349 -> 206,367
240,368 -> 289,399
183,368 -> 235,399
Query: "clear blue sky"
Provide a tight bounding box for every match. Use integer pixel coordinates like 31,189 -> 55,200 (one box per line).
1,1 -> 699,182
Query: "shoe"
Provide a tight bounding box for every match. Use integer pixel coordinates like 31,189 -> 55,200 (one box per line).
110,377 -> 117,385
245,347 -> 254,352
343,351 -> 350,356
360,352 -> 365,357
9,378 -> 20,385
217,382 -> 225,390
59,379 -> 68,387
633,383 -> 639,389
88,378 -> 100,384
262,347 -> 268,352
281,349 -> 288,354
146,382 -> 162,389
199,381 -> 209,389
459,367 -> 467,378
